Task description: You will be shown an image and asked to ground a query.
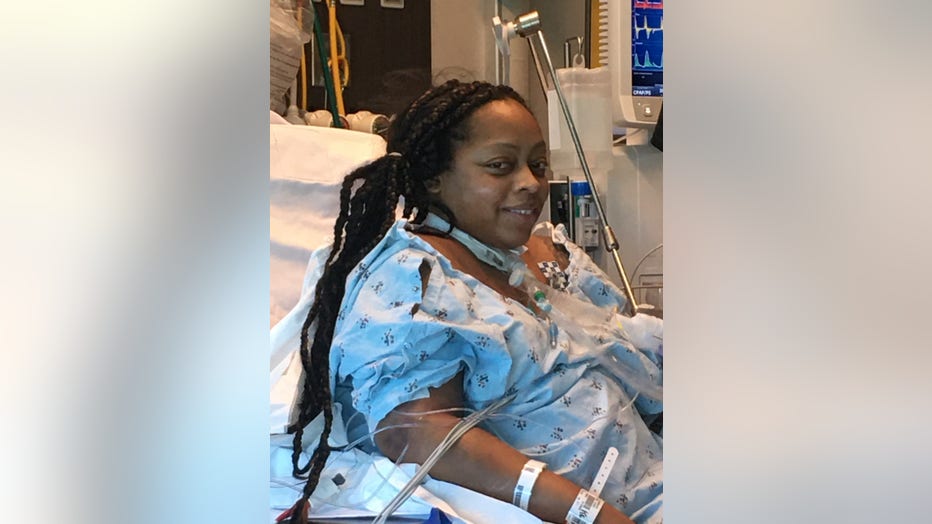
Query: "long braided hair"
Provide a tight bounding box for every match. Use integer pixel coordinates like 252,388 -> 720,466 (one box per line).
286,80 -> 529,522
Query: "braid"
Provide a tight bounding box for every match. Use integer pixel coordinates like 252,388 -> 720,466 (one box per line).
287,80 -> 528,521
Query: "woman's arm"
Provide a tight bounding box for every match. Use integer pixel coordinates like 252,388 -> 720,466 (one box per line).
374,372 -> 634,524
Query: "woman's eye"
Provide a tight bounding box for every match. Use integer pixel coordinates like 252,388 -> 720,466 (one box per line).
485,160 -> 513,171
530,160 -> 550,174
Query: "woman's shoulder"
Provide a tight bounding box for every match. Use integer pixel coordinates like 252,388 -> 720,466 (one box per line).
524,228 -> 570,269
361,219 -> 442,266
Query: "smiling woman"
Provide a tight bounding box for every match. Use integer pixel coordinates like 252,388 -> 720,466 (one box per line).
284,80 -> 663,524
426,99 -> 550,250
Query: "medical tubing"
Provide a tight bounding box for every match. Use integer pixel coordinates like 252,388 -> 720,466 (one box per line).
350,443 -> 414,511
372,407 -> 491,522
503,393 -> 640,459
296,407 -> 496,511
334,441 -> 415,510
372,394 -> 516,524
288,422 -> 417,512
334,405 -> 483,451
418,406 -> 610,463
272,477 -> 306,491
503,248 -> 661,401
297,5 -> 307,111
299,53 -> 307,111
298,453 -> 405,513
631,243 -> 663,282
293,403 -> 634,515
595,351 -> 661,402
480,409 -> 624,460
341,422 -> 421,451
322,405 -> 529,512
328,0 -> 346,115
339,404 -> 477,451
533,278 -> 663,402
383,395 -> 514,518
442,200 -> 658,402
309,1 -> 341,127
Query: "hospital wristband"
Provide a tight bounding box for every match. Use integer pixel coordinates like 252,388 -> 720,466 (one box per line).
513,459 -> 547,511
565,489 -> 605,524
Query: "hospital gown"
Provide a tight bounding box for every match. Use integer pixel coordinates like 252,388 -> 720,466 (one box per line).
329,220 -> 663,523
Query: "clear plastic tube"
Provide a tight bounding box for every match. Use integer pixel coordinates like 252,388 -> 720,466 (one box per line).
288,390 -> 642,517
372,394 -> 516,523
517,268 -> 664,402
292,425 -> 416,511
289,405 -> 509,514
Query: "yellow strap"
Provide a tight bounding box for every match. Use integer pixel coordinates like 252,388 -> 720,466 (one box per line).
328,0 -> 345,115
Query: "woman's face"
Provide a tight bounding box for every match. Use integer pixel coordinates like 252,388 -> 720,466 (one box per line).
429,99 -> 549,250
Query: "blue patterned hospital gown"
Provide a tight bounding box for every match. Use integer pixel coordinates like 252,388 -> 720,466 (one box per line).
329,220 -> 663,523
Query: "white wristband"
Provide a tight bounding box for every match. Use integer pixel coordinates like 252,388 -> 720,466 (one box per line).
566,489 -> 605,524
513,459 -> 547,511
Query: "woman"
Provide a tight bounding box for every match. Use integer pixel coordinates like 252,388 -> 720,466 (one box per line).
287,80 -> 662,524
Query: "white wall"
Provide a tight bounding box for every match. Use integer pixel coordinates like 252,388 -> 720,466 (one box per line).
430,0 -> 586,133
600,144 -> 664,309
521,0 -> 587,142
430,0 -> 531,100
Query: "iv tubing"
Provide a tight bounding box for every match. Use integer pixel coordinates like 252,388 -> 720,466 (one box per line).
288,401 -> 632,516
372,394 -> 516,524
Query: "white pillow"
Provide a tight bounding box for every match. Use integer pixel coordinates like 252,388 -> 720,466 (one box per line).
270,124 -> 386,326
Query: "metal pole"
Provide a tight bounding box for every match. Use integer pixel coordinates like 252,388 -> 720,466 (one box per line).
528,28 -> 640,316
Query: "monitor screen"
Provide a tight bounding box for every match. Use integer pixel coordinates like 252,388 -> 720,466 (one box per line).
600,0 -> 663,128
632,1 -> 663,97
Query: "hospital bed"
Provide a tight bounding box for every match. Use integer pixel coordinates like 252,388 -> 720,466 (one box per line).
269,112 -> 544,524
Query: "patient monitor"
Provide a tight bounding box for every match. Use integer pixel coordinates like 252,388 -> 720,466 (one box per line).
600,0 -> 664,128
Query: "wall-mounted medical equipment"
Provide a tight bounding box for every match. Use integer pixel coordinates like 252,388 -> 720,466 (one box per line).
599,0 -> 664,128
548,180 -> 600,251
571,181 -> 600,250
492,10 -> 640,315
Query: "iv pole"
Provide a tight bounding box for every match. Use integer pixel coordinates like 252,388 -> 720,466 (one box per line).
493,11 -> 641,316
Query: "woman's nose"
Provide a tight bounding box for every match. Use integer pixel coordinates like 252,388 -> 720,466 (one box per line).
515,164 -> 544,192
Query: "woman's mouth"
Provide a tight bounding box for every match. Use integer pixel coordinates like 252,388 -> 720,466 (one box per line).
502,206 -> 541,222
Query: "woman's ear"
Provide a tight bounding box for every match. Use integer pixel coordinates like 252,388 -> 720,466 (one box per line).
424,176 -> 443,195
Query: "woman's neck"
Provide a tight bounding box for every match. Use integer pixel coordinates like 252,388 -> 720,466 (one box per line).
410,213 -> 561,316
418,213 -> 527,277
414,231 -> 529,304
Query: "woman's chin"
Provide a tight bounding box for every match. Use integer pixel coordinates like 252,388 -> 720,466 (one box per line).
497,229 -> 534,250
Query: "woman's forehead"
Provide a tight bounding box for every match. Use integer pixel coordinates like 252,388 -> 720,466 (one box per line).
462,99 -> 542,145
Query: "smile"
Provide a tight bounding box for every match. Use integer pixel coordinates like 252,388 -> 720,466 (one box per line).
503,207 -> 538,215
